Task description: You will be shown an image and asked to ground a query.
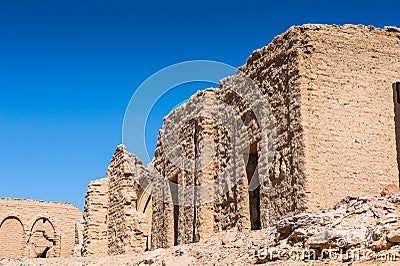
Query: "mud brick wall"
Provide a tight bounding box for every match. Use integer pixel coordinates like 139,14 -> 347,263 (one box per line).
150,61 -> 305,247
106,145 -> 148,255
240,23 -> 400,215
82,178 -> 108,256
151,114 -> 196,248
0,198 -> 82,258
296,24 -> 400,210
151,89 -> 258,248
151,96 -> 209,248
82,145 -> 150,256
239,26 -> 307,225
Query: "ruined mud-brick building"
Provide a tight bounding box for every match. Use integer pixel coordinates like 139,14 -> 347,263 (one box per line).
151,24 -> 400,248
82,144 -> 151,256
82,24 -> 400,254
0,198 -> 82,258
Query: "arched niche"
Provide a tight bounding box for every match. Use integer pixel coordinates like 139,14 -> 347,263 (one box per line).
0,216 -> 26,258
137,185 -> 152,251
27,217 -> 58,258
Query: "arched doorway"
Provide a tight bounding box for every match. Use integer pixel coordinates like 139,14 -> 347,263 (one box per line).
137,186 -> 153,251
0,217 -> 25,258
27,218 -> 57,258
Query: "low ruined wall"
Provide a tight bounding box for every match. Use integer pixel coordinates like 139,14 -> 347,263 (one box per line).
82,145 -> 150,256
0,198 -> 82,258
107,145 -> 149,255
82,178 -> 108,256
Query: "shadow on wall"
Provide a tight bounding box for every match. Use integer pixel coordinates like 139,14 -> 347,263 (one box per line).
393,82 -> 400,184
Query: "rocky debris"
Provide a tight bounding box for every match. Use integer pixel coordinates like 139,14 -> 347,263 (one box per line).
268,193 -> 400,262
2,193 -> 400,265
382,184 -> 400,196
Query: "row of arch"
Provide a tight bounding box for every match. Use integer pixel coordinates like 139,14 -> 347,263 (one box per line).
0,215 -> 59,258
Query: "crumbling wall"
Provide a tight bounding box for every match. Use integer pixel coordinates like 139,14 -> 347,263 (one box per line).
0,198 -> 82,258
151,27 -> 307,248
151,88 -> 261,248
82,145 -> 151,256
237,23 -> 400,217
151,119 -> 192,248
107,145 -> 148,255
239,26 -> 306,225
82,178 -> 108,256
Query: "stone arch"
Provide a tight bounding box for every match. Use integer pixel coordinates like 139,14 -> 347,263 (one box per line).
0,216 -> 26,258
137,185 -> 152,250
27,216 -> 59,258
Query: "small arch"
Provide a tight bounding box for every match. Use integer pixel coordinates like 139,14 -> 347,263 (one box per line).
0,215 -> 23,228
27,217 -> 57,258
0,216 -> 25,258
137,184 -> 153,251
27,214 -> 57,234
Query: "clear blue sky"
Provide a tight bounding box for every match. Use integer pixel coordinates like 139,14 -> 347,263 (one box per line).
0,0 -> 398,210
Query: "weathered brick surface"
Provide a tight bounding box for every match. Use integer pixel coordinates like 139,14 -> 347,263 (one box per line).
82,178 -> 108,256
240,23 -> 400,216
82,145 -> 150,256
151,88 -> 262,248
0,198 -> 82,258
239,27 -> 306,225
295,24 -> 400,210
107,145 -> 149,255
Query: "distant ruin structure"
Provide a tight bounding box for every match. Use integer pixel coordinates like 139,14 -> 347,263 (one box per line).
0,198 -> 82,258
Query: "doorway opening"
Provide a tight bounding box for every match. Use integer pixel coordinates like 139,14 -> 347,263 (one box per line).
170,175 -> 179,246
393,82 -> 400,184
28,218 -> 56,258
245,144 -> 261,230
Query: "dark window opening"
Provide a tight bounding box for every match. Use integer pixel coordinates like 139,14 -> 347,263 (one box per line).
396,82 -> 400,104
245,145 -> 261,230
169,179 -> 179,246
173,204 -> 179,246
